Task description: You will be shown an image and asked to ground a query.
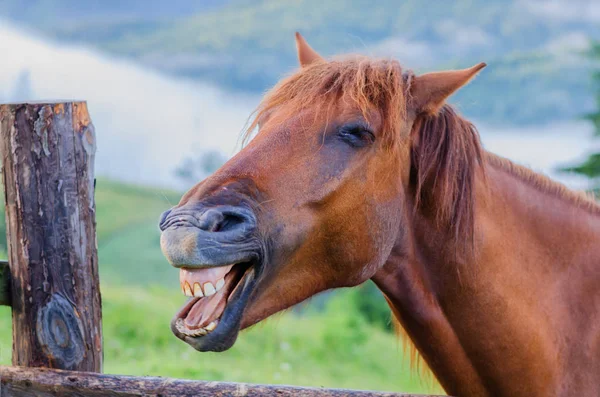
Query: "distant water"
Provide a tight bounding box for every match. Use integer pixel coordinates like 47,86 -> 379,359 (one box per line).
0,21 -> 256,189
0,21 -> 597,191
480,121 -> 596,190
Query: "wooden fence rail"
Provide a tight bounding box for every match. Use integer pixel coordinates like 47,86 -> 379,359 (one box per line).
0,101 -> 447,396
0,366 -> 441,397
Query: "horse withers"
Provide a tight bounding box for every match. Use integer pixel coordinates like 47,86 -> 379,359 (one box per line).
159,33 -> 600,396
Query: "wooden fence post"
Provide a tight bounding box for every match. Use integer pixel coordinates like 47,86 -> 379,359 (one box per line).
0,102 -> 102,371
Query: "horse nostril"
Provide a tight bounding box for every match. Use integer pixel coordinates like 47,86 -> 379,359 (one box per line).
197,207 -> 255,234
218,212 -> 247,232
197,209 -> 226,232
161,205 -> 255,234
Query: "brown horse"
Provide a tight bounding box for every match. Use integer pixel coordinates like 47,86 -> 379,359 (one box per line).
160,33 -> 600,396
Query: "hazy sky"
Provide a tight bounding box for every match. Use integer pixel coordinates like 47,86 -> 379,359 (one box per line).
0,21 -> 596,191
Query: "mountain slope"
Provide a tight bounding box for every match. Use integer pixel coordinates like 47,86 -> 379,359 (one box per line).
2,0 -> 599,124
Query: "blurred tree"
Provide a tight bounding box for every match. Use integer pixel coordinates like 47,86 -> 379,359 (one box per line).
175,150 -> 227,185
350,281 -> 393,333
9,70 -> 33,102
561,42 -> 600,181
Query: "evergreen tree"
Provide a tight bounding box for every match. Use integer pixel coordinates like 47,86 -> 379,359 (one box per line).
562,43 -> 600,180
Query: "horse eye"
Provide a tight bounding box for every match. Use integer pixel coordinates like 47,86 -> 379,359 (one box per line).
338,124 -> 375,147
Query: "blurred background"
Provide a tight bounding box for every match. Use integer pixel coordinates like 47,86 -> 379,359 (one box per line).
0,0 -> 599,393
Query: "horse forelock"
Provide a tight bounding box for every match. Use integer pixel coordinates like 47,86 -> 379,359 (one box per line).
244,55 -> 410,149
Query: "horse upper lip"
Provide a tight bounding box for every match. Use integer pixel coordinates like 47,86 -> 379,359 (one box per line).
160,225 -> 261,268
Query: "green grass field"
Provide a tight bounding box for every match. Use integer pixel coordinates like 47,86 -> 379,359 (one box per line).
0,285 -> 440,393
0,178 -> 442,394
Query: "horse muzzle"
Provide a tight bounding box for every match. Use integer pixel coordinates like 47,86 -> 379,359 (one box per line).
159,203 -> 263,352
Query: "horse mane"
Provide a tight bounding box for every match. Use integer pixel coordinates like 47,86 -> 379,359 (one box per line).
410,105 -> 484,255
409,104 -> 600,250
485,153 -> 600,213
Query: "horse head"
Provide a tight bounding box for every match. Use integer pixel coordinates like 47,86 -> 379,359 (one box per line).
159,33 -> 484,352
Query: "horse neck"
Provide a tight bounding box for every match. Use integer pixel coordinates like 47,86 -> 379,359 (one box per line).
372,155 -> 600,396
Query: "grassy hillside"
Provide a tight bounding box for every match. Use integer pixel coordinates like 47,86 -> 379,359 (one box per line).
0,285 -> 441,393
2,0 -> 598,125
0,178 -> 441,393
94,179 -> 180,286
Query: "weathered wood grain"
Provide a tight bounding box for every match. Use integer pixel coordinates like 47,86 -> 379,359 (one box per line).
0,366 -> 445,397
0,102 -> 102,371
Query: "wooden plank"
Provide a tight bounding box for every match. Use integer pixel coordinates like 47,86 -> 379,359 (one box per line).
0,366 -> 445,397
0,102 -> 102,371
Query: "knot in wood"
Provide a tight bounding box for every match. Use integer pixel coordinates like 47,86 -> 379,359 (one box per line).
36,293 -> 85,369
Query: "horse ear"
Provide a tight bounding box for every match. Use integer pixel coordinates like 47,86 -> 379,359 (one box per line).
409,63 -> 486,115
295,32 -> 323,67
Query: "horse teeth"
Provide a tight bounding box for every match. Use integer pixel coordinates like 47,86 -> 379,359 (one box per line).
183,282 -> 193,297
203,282 -> 216,296
215,278 -> 225,291
187,328 -> 206,337
175,319 -> 208,337
205,321 -> 217,331
193,282 -> 204,297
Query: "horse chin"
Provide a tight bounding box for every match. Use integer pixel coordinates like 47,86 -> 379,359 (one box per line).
170,261 -> 259,352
